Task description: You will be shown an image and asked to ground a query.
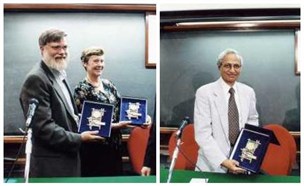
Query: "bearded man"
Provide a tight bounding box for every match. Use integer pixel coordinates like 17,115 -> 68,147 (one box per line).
19,29 -> 102,177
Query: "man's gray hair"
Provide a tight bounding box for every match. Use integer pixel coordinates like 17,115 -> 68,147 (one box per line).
39,28 -> 67,47
216,48 -> 243,68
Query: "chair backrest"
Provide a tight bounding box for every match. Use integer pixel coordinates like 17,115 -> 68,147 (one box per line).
263,124 -> 297,174
168,124 -> 199,170
261,142 -> 290,175
127,126 -> 150,175
260,124 -> 296,175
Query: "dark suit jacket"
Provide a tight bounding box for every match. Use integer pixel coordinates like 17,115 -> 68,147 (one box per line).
19,61 -> 82,177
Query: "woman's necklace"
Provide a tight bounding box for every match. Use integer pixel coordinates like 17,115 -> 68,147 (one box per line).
86,76 -> 104,92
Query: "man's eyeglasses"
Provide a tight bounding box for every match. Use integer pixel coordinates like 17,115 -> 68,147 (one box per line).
222,63 -> 241,70
48,45 -> 68,51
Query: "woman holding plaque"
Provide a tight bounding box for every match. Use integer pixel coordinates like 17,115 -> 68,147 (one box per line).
74,47 -> 131,176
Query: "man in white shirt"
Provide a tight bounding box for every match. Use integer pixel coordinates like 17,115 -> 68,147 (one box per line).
194,48 -> 259,174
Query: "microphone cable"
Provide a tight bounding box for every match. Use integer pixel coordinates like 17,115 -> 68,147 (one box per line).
176,144 -> 203,172
5,128 -> 28,183
176,143 -> 208,182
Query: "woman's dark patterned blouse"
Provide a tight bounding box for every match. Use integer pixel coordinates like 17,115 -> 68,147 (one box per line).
74,78 -> 122,148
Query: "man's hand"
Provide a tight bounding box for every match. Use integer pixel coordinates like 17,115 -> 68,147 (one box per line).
81,130 -> 104,142
221,159 -> 246,174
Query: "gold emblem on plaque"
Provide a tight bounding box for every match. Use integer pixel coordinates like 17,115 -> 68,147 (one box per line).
126,102 -> 142,119
87,108 -> 106,129
239,139 -> 261,163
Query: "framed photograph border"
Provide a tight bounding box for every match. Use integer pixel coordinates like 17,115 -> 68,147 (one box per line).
145,12 -> 157,68
295,29 -> 300,75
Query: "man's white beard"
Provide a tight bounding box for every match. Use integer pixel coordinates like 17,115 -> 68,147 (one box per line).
43,51 -> 69,71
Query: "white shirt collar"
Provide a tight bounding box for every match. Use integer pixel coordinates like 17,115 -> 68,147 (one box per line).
50,69 -> 67,81
219,77 -> 238,94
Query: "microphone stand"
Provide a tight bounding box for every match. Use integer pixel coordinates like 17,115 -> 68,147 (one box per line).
22,98 -> 38,183
24,126 -> 32,183
167,133 -> 182,183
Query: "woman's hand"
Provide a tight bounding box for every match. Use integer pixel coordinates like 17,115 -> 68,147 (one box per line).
141,166 -> 151,176
142,115 -> 152,127
111,121 -> 132,129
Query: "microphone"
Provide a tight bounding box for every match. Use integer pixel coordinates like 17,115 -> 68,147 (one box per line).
25,98 -> 39,128
175,116 -> 190,138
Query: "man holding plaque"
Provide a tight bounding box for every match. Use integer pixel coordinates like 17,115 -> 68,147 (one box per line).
194,49 -> 259,174
19,29 -> 103,177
